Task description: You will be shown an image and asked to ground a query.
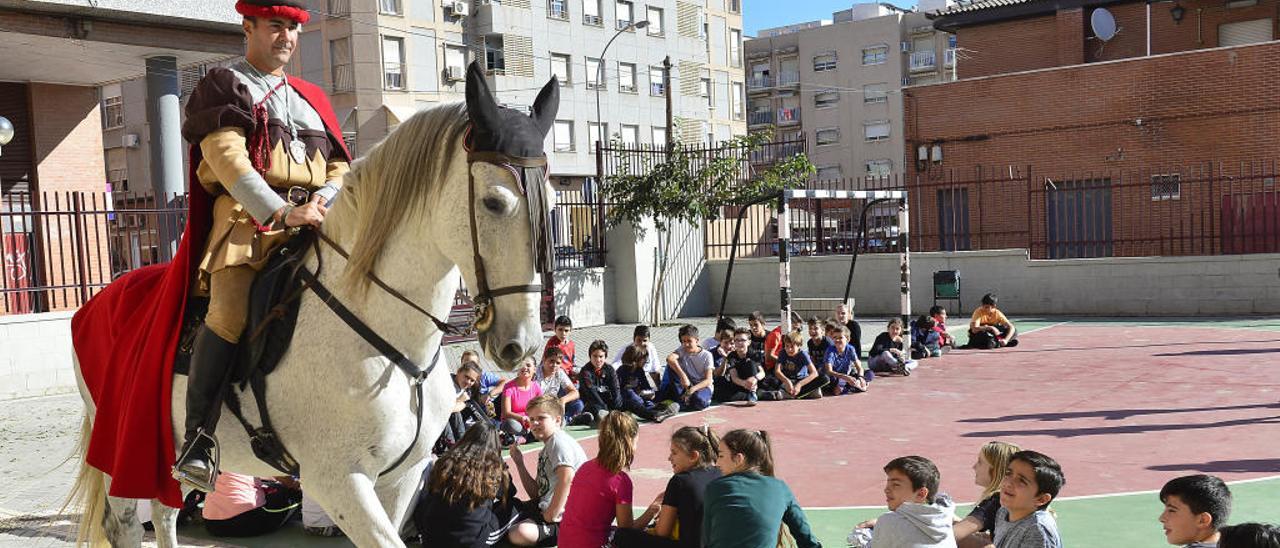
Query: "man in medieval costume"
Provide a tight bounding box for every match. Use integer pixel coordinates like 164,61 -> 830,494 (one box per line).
173,0 -> 353,492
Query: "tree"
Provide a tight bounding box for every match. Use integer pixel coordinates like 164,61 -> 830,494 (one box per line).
601,129 -> 815,325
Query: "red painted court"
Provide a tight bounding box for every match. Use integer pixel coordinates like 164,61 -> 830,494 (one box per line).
559,323 -> 1280,507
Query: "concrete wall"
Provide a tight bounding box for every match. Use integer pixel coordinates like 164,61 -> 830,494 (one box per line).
0,312 -> 77,400
553,267 -> 615,327
709,249 -> 1280,317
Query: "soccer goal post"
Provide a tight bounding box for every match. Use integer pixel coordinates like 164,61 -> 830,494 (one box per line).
777,189 -> 912,349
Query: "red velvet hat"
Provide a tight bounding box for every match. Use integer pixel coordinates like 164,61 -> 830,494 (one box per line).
235,0 -> 311,24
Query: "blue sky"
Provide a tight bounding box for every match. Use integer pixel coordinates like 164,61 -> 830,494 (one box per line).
744,0 -> 917,37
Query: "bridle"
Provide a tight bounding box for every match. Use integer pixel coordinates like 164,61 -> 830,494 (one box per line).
463,149 -> 553,334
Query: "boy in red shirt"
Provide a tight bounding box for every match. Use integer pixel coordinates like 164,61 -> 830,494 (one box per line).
928,305 -> 955,349
544,315 -> 577,380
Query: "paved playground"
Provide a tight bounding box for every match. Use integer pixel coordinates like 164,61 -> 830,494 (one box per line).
2,317 -> 1277,547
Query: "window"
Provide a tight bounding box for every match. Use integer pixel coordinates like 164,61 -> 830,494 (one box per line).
107,168 -> 128,192
647,6 -> 664,35
379,0 -> 400,15
862,45 -> 888,65
652,126 -> 667,144
937,188 -> 971,251
649,66 -> 665,95
616,0 -> 634,29
813,52 -> 837,71
382,37 -> 405,90
331,37 -> 354,92
102,95 -> 123,129
948,34 -> 958,48
1151,174 -> 1181,200
548,0 -> 569,20
816,165 -> 842,181
728,0 -> 740,13
1218,18 -> 1273,47
729,28 -> 742,67
864,120 -> 890,141
484,34 -> 505,73
583,0 -> 602,25
700,76 -> 712,107
620,124 -> 639,144
814,91 -> 839,109
444,45 -> 466,83
550,53 -> 571,85
328,0 -> 350,16
866,159 -> 892,178
587,122 -> 608,147
554,120 -> 575,151
863,83 -> 888,104
586,57 -> 604,89
816,127 -> 840,146
618,62 -> 637,92
730,82 -> 743,120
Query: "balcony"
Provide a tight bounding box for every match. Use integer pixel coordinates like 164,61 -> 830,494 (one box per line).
583,14 -> 602,26
776,71 -> 800,87
748,111 -> 775,126
547,3 -> 568,20
944,48 -> 956,68
777,107 -> 800,124
909,50 -> 937,73
747,75 -> 774,90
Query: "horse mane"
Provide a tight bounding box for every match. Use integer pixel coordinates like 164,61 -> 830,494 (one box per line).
336,102 -> 469,293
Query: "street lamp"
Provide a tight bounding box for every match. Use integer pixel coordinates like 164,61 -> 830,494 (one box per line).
594,20 -> 649,152
0,116 -> 14,158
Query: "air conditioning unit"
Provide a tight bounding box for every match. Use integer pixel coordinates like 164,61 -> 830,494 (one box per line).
445,0 -> 468,15
446,65 -> 465,81
122,134 -> 141,148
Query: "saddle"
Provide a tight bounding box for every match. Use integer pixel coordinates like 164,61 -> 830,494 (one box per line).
173,231 -> 315,475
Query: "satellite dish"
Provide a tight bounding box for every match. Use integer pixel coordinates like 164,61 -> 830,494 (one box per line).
1091,8 -> 1118,41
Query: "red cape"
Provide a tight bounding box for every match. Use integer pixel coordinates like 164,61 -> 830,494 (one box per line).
72,76 -> 350,507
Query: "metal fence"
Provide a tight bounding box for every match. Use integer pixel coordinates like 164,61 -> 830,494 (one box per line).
0,188 -> 601,318
706,160 -> 1280,261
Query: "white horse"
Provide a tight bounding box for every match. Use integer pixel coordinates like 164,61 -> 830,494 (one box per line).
66,65 -> 560,547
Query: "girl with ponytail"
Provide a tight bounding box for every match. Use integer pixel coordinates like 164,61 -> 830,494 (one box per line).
701,429 -> 821,548
613,425 -> 723,548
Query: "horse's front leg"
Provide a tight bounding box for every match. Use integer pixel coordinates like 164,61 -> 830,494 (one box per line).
306,469 -> 406,548
375,459 -> 431,537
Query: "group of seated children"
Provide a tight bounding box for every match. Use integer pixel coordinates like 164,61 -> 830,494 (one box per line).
416,393 -> 821,548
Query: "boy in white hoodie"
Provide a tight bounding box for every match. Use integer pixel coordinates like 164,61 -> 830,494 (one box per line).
851,456 -> 958,548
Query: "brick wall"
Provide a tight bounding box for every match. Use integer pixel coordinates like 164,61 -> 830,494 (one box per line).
904,41 -> 1280,257
953,0 -> 1279,78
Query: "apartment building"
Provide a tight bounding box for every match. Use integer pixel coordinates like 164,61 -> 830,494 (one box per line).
288,0 -> 746,186
743,1 -> 955,184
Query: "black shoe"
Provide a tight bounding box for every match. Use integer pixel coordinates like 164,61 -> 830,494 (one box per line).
173,326 -> 238,493
652,402 -> 678,423
569,413 -> 595,427
1006,338 -> 1019,347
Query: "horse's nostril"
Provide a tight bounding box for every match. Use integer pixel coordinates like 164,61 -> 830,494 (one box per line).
499,342 -> 523,364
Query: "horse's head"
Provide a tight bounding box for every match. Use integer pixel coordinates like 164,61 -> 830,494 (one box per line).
448,61 -> 559,369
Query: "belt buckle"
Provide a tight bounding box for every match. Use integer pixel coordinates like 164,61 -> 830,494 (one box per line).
287,186 -> 310,206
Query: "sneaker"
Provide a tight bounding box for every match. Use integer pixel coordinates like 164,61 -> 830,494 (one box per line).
1006,338 -> 1019,347
652,402 -> 679,423
569,413 -> 594,427
759,390 -> 784,401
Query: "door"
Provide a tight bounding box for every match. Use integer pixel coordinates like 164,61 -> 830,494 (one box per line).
1046,178 -> 1113,258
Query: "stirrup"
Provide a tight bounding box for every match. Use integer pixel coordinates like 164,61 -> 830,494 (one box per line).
173,429 -> 220,493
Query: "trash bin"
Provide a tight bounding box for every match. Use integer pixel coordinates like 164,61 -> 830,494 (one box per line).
933,270 -> 961,312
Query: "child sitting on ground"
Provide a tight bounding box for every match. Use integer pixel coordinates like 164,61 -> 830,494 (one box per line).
618,345 -> 677,423
658,325 -> 715,412
702,429 -> 821,548
775,331 -> 827,399
507,395 -> 588,547
414,422 -> 519,548
868,318 -> 919,375
1159,474 -> 1233,548
824,324 -> 870,394
577,340 -> 621,427
558,412 -> 648,548
723,327 -> 768,404
911,315 -> 942,359
499,357 -> 543,444
929,306 -> 956,349
202,473 -> 301,538
710,328 -> 737,403
968,294 -> 1018,349
955,441 -> 1022,548
849,455 -> 956,548
613,425 -> 723,548
544,315 -> 578,379
615,325 -> 663,387
807,316 -> 833,359
993,450 -> 1064,548
535,347 -> 586,426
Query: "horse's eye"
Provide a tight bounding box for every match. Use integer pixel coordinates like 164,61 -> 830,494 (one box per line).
484,195 -> 514,215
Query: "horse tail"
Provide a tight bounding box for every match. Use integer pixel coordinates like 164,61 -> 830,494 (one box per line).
63,356 -> 109,547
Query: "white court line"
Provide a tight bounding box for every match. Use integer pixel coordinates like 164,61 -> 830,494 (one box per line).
1018,321 -> 1070,336
801,475 -> 1280,511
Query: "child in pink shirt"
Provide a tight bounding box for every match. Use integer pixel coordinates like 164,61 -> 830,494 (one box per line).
202,472 -> 301,537
501,357 -> 544,443
557,411 -> 653,547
